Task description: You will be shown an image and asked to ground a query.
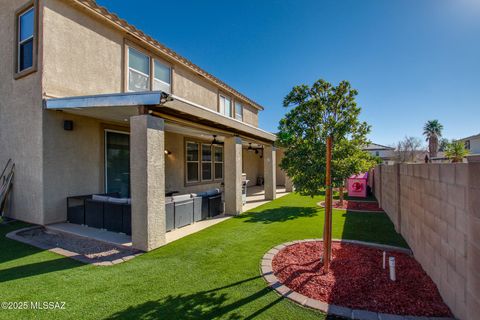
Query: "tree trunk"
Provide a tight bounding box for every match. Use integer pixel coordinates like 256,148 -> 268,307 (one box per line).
323,136 -> 333,273
429,135 -> 438,159
338,186 -> 344,206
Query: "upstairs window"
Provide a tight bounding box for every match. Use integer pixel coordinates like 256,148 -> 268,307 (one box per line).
127,46 -> 172,93
153,59 -> 171,93
15,3 -> 37,78
128,47 -> 150,92
235,101 -> 243,121
465,140 -> 470,150
219,95 -> 232,117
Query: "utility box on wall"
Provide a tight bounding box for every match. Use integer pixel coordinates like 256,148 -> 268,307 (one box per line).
347,172 -> 368,198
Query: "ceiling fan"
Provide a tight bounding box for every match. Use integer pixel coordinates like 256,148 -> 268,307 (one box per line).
211,135 -> 224,145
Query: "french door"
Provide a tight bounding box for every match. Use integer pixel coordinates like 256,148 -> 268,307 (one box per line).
104,130 -> 130,198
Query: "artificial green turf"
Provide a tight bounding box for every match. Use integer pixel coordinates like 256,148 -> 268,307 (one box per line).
0,193 -> 407,320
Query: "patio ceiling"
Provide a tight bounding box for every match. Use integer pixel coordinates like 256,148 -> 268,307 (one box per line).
44,91 -> 277,144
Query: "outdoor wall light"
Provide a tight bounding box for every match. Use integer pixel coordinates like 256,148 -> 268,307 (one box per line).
159,92 -> 173,105
164,149 -> 172,155
63,120 -> 73,131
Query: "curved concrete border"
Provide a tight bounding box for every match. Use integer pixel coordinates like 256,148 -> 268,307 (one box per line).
6,226 -> 142,266
317,201 -> 384,213
260,239 -> 454,320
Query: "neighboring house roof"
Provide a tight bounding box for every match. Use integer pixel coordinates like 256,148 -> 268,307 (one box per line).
457,133 -> 480,141
362,143 -> 395,151
71,0 -> 264,111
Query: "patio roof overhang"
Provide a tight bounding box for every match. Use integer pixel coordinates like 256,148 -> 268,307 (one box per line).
44,91 -> 277,144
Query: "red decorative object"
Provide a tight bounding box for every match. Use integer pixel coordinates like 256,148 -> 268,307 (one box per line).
352,182 -> 363,192
347,173 -> 368,198
272,241 -> 452,317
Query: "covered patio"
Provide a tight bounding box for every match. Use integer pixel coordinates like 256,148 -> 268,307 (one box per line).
44,91 -> 292,251
46,186 -> 289,247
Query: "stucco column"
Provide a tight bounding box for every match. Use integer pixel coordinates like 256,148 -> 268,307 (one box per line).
285,174 -> 294,192
130,115 -> 165,251
224,136 -> 243,215
264,145 -> 276,200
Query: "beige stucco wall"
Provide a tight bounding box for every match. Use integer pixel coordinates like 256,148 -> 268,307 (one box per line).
0,0 -> 44,224
276,149 -> 286,186
42,112 -> 106,224
42,0 -> 124,97
243,148 -> 263,187
374,163 -> 480,319
41,0 -> 260,127
242,148 -> 286,187
172,66 -> 219,112
242,103 -> 259,127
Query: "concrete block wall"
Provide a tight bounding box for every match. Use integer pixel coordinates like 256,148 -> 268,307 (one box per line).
379,164 -> 401,232
373,163 -> 479,319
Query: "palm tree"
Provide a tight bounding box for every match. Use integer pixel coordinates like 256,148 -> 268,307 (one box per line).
445,141 -> 469,163
423,120 -> 443,159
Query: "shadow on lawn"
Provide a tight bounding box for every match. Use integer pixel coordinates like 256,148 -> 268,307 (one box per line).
238,206 -> 317,224
0,257 -> 80,283
0,222 -> 83,282
105,276 -> 286,320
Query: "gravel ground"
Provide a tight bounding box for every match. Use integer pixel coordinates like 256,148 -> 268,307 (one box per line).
17,227 -> 140,263
272,241 -> 452,317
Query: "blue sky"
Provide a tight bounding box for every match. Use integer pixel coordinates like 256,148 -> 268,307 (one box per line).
97,0 -> 480,146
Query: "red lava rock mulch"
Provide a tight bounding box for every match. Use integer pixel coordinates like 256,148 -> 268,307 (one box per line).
272,241 -> 452,317
334,200 -> 383,212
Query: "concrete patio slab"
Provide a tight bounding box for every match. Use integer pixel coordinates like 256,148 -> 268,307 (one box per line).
47,223 -> 133,248
243,186 -> 289,211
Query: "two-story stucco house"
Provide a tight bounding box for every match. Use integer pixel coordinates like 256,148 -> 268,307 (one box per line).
362,143 -> 395,164
458,133 -> 480,156
0,0 -> 291,251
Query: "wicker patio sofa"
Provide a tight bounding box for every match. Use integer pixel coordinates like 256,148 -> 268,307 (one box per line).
67,188 -> 223,235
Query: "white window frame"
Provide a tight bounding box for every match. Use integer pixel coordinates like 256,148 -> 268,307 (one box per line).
185,141 -> 224,184
219,94 -> 232,117
186,141 -> 200,183
214,145 -> 224,181
235,101 -> 243,121
153,58 -> 172,93
17,7 -> 35,73
201,143 -> 213,181
127,46 -> 151,92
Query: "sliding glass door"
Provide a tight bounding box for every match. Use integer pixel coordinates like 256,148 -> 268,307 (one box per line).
105,131 -> 130,197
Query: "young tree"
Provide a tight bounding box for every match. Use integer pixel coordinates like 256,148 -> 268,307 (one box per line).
278,79 -> 370,272
445,141 -> 469,163
332,138 -> 377,205
395,136 -> 424,163
423,120 -> 443,159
